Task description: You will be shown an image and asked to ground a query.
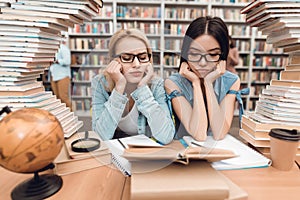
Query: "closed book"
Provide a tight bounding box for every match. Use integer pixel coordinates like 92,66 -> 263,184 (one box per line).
270,79 -> 300,88
53,144 -> 111,176
0,86 -> 44,96
131,161 -> 247,200
280,70 -> 300,81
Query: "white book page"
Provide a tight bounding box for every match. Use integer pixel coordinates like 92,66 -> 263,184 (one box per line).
183,135 -> 271,170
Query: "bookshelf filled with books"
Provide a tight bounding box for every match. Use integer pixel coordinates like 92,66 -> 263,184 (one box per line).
68,0 -> 287,113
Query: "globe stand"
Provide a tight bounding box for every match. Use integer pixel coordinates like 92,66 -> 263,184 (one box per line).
11,163 -> 63,200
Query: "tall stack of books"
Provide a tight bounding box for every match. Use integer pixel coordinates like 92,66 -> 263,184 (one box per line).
0,0 -> 102,138
240,0 -> 300,156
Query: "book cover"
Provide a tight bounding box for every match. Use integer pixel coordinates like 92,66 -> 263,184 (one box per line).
0,7 -> 84,24
53,144 -> 111,176
10,3 -> 92,21
284,64 -> 300,71
0,35 -> 60,45
239,128 -> 270,148
241,117 -> 272,138
280,70 -> 300,81
0,81 -> 42,91
131,161 -> 231,200
0,86 -> 44,96
241,0 -> 300,14
273,37 -> 300,48
270,79 -> 300,88
283,44 -> 300,53
241,114 -> 298,132
17,0 -> 99,17
262,85 -> 300,99
255,105 -> 300,123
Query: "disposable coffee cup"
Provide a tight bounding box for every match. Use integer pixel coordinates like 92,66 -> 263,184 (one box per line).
269,129 -> 300,171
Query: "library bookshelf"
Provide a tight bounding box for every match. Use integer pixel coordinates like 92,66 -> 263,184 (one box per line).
66,0 -> 288,113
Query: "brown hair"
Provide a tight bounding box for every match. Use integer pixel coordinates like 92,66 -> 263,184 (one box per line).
104,29 -> 153,91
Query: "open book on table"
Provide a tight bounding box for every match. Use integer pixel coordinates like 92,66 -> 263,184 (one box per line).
106,135 -> 237,176
183,134 -> 272,170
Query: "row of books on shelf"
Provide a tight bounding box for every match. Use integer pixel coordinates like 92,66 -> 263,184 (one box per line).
164,23 -> 189,36
165,39 -> 182,52
98,4 -> 113,18
250,71 -> 279,83
70,38 -> 160,51
69,38 -> 110,50
71,22 -> 113,34
164,7 -> 207,20
211,8 -> 246,22
71,99 -> 91,112
227,24 -> 251,36
116,5 -> 161,19
72,69 -> 101,81
235,40 -> 250,52
118,21 -> 160,35
72,85 -> 92,97
252,56 -> 288,68
71,54 -> 110,66
163,54 -> 180,67
254,41 -> 283,53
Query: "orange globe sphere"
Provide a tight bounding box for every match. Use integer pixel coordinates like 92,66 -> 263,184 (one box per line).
0,108 -> 64,173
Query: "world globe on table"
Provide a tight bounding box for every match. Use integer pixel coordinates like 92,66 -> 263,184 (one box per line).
0,107 -> 64,173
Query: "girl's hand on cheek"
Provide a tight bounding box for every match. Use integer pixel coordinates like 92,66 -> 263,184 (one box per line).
179,62 -> 199,84
106,60 -> 126,92
205,60 -> 226,83
138,63 -> 154,87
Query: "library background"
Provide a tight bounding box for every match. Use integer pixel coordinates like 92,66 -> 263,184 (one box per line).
53,0 -> 288,120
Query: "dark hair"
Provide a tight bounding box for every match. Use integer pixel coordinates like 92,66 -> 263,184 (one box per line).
180,16 -> 229,66
229,35 -> 236,48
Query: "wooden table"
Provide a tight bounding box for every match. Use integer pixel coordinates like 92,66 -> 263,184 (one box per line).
0,162 -> 299,200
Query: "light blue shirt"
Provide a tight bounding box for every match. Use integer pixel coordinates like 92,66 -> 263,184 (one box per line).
91,74 -> 175,144
167,71 -> 240,138
49,44 -> 71,81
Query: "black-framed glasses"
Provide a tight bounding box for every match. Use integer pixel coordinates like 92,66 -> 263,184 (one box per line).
115,53 -> 151,63
187,53 -> 221,62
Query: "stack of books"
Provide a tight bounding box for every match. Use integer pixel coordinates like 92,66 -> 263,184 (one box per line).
0,0 -> 102,138
240,0 -> 300,156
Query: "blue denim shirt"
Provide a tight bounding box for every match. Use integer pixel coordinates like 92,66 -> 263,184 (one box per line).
167,71 -> 239,138
91,74 -> 175,144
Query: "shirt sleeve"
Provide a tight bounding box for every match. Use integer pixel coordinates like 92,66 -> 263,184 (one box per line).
131,79 -> 175,144
91,76 -> 128,140
57,44 -> 71,66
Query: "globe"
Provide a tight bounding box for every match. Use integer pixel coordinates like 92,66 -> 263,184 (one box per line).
0,107 -> 64,173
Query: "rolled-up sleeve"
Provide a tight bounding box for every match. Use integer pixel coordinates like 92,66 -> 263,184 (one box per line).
131,79 -> 175,144
92,76 -> 128,140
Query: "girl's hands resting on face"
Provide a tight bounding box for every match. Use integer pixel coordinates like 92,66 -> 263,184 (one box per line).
138,63 -> 154,87
179,62 -> 200,84
106,60 -> 127,93
204,60 -> 226,83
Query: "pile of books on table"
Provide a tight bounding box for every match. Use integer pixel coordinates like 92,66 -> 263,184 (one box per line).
0,0 -> 103,137
240,0 -> 300,156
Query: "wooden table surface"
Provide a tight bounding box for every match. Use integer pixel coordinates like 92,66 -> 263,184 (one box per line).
0,161 -> 299,200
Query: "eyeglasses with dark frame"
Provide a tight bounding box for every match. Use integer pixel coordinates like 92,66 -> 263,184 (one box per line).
115,52 -> 151,63
187,53 -> 221,62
